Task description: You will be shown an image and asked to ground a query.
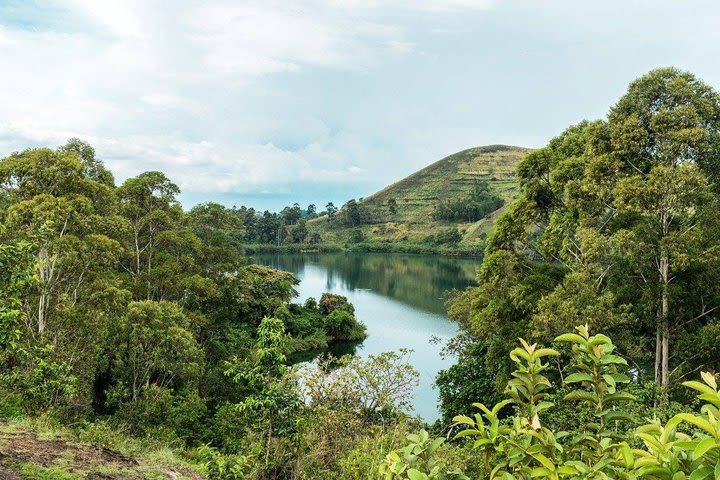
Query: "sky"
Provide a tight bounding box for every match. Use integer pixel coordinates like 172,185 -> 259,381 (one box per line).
1,1 -> 720,211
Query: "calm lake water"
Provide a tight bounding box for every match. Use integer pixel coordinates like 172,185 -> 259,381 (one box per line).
250,252 -> 479,421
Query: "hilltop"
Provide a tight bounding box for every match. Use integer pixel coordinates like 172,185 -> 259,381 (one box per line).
308,144 -> 531,249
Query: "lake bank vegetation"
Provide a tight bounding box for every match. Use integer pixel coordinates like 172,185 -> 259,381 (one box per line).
3,66 -> 720,478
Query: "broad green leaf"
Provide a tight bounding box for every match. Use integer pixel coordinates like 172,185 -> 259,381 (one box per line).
683,381 -> 718,397
530,467 -> 552,477
407,468 -> 428,480
531,453 -> 555,471
564,390 -> 598,404
688,466 -> 712,480
564,373 -> 594,384
452,415 -> 476,426
557,465 -> 579,475
693,437 -> 717,460
602,373 -> 617,388
510,347 -> 531,363
588,334 -> 612,346
600,354 -> 627,365
604,391 -> 637,405
453,429 -> 482,439
428,437 -> 444,454
675,413 -> 717,436
702,371 -> 718,390
554,333 -> 588,345
619,442 -> 634,467
533,348 -> 560,359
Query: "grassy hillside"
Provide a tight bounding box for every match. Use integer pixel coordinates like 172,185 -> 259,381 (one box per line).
309,144 -> 531,247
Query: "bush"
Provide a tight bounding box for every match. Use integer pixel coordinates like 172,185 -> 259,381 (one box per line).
322,309 -> 366,341
379,430 -> 468,480
428,228 -> 463,245
0,388 -> 23,419
194,444 -> 250,479
304,297 -> 318,310
319,293 -> 355,316
4,344 -> 77,414
348,229 -> 365,244
383,325 -> 720,479
109,385 -> 208,445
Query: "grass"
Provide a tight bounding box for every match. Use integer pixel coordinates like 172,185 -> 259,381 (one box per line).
19,464 -> 80,480
308,145 -> 531,247
0,416 -> 204,479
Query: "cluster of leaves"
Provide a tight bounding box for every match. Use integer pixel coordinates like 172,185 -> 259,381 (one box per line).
432,180 -> 504,223
388,326 -> 720,479
380,430 -> 468,480
300,349 -> 420,423
332,199 -> 370,228
441,67 -> 720,418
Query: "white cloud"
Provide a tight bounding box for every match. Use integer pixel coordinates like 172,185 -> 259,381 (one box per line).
1,0 -> 719,211
1,0 -> 476,200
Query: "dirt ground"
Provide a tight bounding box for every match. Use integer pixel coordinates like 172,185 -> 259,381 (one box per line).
0,426 -> 204,479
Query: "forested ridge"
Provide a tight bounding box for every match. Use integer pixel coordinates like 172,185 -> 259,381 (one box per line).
3,66 -> 720,479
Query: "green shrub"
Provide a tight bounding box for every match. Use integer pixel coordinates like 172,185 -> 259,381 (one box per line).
348,229 -> 365,244
319,293 -> 355,316
109,385 -> 208,445
0,387 -> 24,419
4,344 -> 76,414
304,297 -> 318,310
383,325 -> 720,479
194,444 -> 250,480
379,430 -> 468,480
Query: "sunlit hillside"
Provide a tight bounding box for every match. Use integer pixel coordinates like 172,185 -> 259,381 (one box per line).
309,145 -> 531,245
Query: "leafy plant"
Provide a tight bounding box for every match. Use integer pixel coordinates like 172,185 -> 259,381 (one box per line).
399,334 -> 650,480
379,430 -> 468,480
195,444 -> 250,480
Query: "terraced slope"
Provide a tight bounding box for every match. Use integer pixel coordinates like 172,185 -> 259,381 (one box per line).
309,145 -> 531,246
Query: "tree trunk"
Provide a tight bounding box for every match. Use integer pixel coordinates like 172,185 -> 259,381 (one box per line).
654,314 -> 661,385
659,233 -> 671,395
134,225 -> 141,276
265,416 -> 273,467
660,254 -> 670,392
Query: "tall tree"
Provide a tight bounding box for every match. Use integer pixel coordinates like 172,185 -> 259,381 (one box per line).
117,171 -> 182,300
450,68 -> 720,400
326,202 -> 337,219
607,68 -> 720,389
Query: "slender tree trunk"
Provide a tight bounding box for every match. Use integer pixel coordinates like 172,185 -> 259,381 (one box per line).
37,245 -> 53,334
659,207 -> 671,395
134,225 -> 141,276
661,252 -> 670,390
265,416 -> 273,467
654,309 -> 661,385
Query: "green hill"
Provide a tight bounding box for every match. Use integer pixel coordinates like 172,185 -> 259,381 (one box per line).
309,144 -> 531,247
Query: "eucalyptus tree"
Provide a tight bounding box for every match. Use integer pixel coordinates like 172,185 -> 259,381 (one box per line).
117,171 -> 184,300
451,68 -> 720,400
0,141 -> 127,407
0,143 -> 122,335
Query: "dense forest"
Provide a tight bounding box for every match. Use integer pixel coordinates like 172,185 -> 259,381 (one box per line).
3,66 -> 720,479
